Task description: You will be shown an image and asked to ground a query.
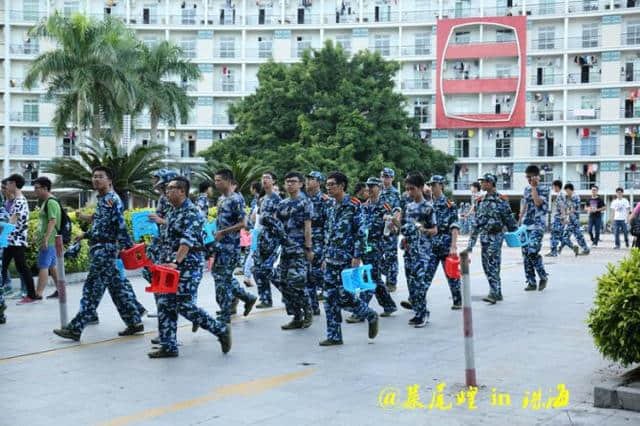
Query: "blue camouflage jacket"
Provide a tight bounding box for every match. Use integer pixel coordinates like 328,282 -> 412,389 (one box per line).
324,195 -> 367,264
522,185 -> 549,229
161,198 -> 205,266
276,193 -> 313,255
86,191 -> 132,250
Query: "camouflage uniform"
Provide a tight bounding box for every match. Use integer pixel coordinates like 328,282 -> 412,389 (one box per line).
380,186 -> 401,289
468,189 -> 518,299
323,195 -> 377,342
401,199 -> 437,321
359,196 -> 397,314
549,193 -> 567,256
252,192 -> 282,305
467,194 -> 481,251
156,198 -> 227,354
424,194 -> 462,306
195,194 -> 209,220
65,191 -> 142,334
211,192 -> 255,323
521,185 -> 549,286
0,199 -> 9,324
273,194 -> 313,322
307,190 -> 330,312
559,194 -> 589,253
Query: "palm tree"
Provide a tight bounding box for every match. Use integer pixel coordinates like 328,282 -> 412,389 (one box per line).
24,12 -> 138,142
134,41 -> 201,144
44,132 -> 166,206
195,158 -> 267,197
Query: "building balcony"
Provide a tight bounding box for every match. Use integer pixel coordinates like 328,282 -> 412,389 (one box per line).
444,41 -> 518,60
400,9 -> 439,23
567,36 -> 601,49
56,144 -> 79,157
621,33 -> 640,47
362,10 -> 400,23
8,77 -> 41,90
573,180 -> 600,190
130,14 -> 168,25
619,177 -> 640,190
246,80 -> 259,92
401,79 -> 432,91
448,146 -> 479,158
567,0 -> 605,13
283,13 -> 323,25
180,82 -> 197,92
529,110 -> 564,122
481,6 -> 518,17
9,10 -> 47,22
400,45 -> 432,57
453,181 -> 471,191
10,111 -> 40,123
245,13 -> 284,25
620,107 -> 640,119
529,73 -> 564,86
10,142 -> 39,156
326,13 -> 361,25
244,46 -> 273,60
214,81 -> 240,92
526,2 -> 565,15
442,7 -> 481,18
213,113 -> 234,126
531,144 -> 563,157
566,108 -> 600,120
167,14 -> 205,26
443,77 -> 518,94
621,70 -> 640,82
213,48 -> 238,59
620,142 -> 640,155
528,38 -> 564,52
180,49 -> 197,59
482,148 -> 513,159
9,43 -> 40,56
496,180 -> 513,191
212,14 -> 243,26
566,144 -> 600,156
369,45 -> 399,58
567,72 -> 601,85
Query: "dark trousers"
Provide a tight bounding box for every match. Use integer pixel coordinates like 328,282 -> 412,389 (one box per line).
614,220 -> 629,248
588,215 -> 602,244
1,246 -> 36,299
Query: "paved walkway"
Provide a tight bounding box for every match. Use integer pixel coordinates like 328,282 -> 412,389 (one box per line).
2,235 -> 639,425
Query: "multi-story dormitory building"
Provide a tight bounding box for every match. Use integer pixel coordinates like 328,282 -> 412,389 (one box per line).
1,0 -> 639,212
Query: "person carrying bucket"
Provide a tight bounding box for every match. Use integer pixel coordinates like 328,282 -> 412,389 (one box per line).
464,173 -> 518,304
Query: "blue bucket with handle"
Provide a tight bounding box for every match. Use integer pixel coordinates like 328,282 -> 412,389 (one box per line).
341,264 -> 375,294
504,225 -> 530,247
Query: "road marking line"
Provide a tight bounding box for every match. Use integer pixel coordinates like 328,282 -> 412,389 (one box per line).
96,368 -> 316,426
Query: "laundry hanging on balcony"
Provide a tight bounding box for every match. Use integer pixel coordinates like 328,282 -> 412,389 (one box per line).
625,126 -> 639,137
574,55 -> 597,66
627,88 -> 640,99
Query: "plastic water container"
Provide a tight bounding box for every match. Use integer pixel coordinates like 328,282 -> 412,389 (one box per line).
0,223 -> 16,248
251,228 -> 261,251
341,264 -> 375,294
145,265 -> 180,294
504,225 -> 530,247
203,221 -> 217,245
120,243 -> 151,270
131,211 -> 158,242
444,255 -> 461,279
116,259 -> 126,281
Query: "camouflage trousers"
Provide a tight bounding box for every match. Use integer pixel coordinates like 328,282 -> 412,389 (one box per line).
549,219 -> 564,255
306,246 -> 324,312
380,235 -> 399,286
212,249 -> 254,324
480,233 -> 504,297
404,252 -> 429,320
252,247 -> 279,305
424,242 -> 462,306
521,228 -> 548,285
559,221 -> 589,252
273,251 -> 309,319
359,250 -> 397,315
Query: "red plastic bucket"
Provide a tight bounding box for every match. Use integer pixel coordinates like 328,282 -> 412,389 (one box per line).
145,265 -> 180,294
119,243 -> 151,270
444,255 -> 461,280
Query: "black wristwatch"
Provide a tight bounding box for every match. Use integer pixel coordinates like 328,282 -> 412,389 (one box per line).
304,246 -> 312,251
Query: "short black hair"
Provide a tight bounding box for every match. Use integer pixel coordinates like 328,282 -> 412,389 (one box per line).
263,171 -> 277,180
552,180 -> 563,189
250,181 -> 262,193
170,176 -> 190,195
353,182 -> 367,194
33,176 -> 52,192
284,171 -> 304,182
215,168 -> 234,182
92,166 -> 113,180
198,180 -> 212,193
616,187 -> 624,193
6,174 -> 25,189
1,178 -> 7,185
471,181 -> 481,190
327,172 -> 348,192
563,183 -> 574,191
404,172 -> 425,188
525,165 -> 540,176
591,185 -> 599,190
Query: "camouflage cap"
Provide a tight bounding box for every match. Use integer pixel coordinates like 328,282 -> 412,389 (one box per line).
478,173 -> 497,185
366,177 -> 382,187
306,171 -> 326,182
428,175 -> 446,185
381,168 -> 395,178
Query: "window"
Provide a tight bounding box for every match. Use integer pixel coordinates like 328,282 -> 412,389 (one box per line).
23,0 -> 40,20
296,36 -> 311,57
22,130 -> 39,155
220,37 -> 236,58
626,21 -> 640,45
454,31 -> 471,44
582,0 -> 599,11
496,63 -> 513,78
624,171 -> 640,188
580,136 -> 598,156
414,63 -> 430,88
414,99 -> 430,123
63,1 -> 80,17
180,39 -> 196,58
182,4 -> 196,25
222,69 -> 235,92
496,29 -> 515,43
623,136 -> 640,155
23,100 -> 39,122
539,0 -> 556,14
258,37 -> 272,58
142,37 -> 158,49
538,26 -> 555,49
415,32 -> 431,55
374,35 -> 391,56
335,35 -> 352,56
62,137 -> 77,157
582,23 -> 599,48
495,130 -> 512,157
453,130 -> 472,157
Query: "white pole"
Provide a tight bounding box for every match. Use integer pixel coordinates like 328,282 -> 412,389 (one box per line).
460,250 -> 477,387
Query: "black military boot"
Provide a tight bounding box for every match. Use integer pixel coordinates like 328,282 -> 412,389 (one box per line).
281,319 -> 304,330
118,323 -> 144,336
218,326 -> 232,354
302,308 -> 313,328
148,349 -> 178,358
53,327 -> 81,341
230,298 -> 239,315
243,295 -> 257,316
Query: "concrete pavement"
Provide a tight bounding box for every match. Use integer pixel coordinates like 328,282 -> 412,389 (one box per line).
1,235 -> 639,425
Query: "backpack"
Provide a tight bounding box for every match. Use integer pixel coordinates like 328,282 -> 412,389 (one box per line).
631,215 -> 640,237
44,198 -> 72,244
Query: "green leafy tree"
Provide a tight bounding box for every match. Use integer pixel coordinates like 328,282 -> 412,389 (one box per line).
24,12 -> 138,141
134,41 -> 201,144
43,132 -> 166,206
201,41 -> 454,183
194,158 -> 268,197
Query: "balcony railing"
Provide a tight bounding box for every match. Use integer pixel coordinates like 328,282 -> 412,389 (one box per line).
327,13 -> 361,25
281,13 -> 322,25
292,44 -> 320,58
442,7 -> 481,18
369,45 -> 399,58
362,11 -> 400,23
482,149 -> 513,158
620,143 -> 640,155
482,6 -> 519,16
180,82 -> 196,91
213,114 -> 234,126
528,38 -> 564,51
131,14 -> 168,25
576,180 -> 600,190
246,80 -> 259,92
530,145 -> 563,157
530,73 -> 564,86
567,0 -> 605,13
244,46 -> 273,59
566,108 -> 600,120
526,2 -> 564,15
453,181 -> 471,190
10,111 -> 39,122
621,33 -> 640,46
448,146 -> 479,158
621,70 -> 640,82
496,180 -> 513,191
214,48 -> 238,59
215,81 -> 240,92
567,35 -> 601,49
400,9 -> 439,23
56,145 -> 79,157
245,13 -> 283,25
619,177 -> 640,190
529,109 -> 564,122
620,107 -> 640,119
180,49 -> 196,59
443,73 -> 480,80
9,10 -> 47,22
566,144 -> 600,156
10,43 -> 40,55
400,45 -> 432,57
167,14 -> 205,26
8,77 -> 41,89
10,142 -> 39,156
401,79 -> 432,91
567,72 -> 601,84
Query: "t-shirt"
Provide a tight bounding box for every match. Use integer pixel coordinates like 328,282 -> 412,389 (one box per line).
8,195 -> 29,247
634,202 -> 640,217
39,196 -> 62,247
588,196 -> 605,218
611,198 -> 631,221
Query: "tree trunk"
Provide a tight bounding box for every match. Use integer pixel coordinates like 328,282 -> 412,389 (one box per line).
91,101 -> 101,140
150,114 -> 159,145
76,97 -> 85,145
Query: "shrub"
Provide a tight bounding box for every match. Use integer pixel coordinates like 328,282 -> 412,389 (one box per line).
587,248 -> 640,367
